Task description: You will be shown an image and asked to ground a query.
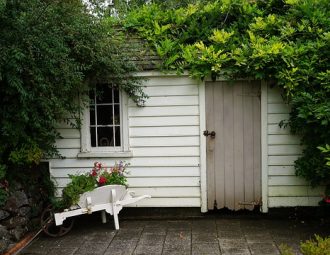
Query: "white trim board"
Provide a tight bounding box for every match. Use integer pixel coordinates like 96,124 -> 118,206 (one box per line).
261,81 -> 269,213
198,81 -> 207,213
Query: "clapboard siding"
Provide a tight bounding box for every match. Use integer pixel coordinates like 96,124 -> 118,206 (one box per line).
49,74 -> 201,207
56,187 -> 200,198
130,136 -> 200,147
132,147 -> 200,157
268,124 -> 290,135
55,176 -> 200,189
143,76 -> 199,86
129,105 -> 199,117
268,197 -> 321,207
57,149 -> 81,158
130,126 -> 199,137
268,135 -> 300,145
268,103 -> 291,114
268,114 -> 290,124
130,116 -> 200,127
57,128 -> 80,139
55,139 -> 80,149
51,166 -> 200,178
126,197 -> 201,207
269,186 -> 324,197
142,85 -> 198,96
268,166 -> 295,176
130,95 -> 199,107
268,145 -> 302,155
268,155 -> 300,166
51,157 -> 200,168
267,87 -> 320,207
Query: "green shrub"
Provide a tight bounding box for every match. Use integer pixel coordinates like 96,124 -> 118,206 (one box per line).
300,235 -> 330,255
280,235 -> 330,255
0,0 -> 145,181
0,164 -> 8,206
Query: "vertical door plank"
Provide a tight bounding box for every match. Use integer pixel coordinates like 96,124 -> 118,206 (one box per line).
233,82 -> 244,210
223,83 -> 235,210
214,83 -> 225,209
205,84 -> 216,210
243,83 -> 255,207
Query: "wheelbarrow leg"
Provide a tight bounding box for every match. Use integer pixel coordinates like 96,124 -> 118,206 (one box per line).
113,209 -> 119,230
111,189 -> 120,230
101,210 -> 107,224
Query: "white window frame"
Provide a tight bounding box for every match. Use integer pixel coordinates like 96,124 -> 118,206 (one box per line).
78,89 -> 132,158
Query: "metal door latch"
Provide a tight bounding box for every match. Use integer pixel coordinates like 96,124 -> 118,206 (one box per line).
203,130 -> 216,138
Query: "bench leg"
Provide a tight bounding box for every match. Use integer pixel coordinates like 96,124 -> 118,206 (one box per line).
101,210 -> 107,224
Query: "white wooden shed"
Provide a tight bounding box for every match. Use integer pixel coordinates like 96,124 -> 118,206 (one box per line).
49,71 -> 323,213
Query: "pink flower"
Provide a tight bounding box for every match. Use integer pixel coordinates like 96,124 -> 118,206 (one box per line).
98,176 -> 107,185
324,197 -> 330,203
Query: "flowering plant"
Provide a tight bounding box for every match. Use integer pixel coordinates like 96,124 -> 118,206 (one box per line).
90,161 -> 128,187
58,161 -> 129,209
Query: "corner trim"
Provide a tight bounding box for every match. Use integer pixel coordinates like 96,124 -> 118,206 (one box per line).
261,81 -> 269,213
198,81 -> 208,213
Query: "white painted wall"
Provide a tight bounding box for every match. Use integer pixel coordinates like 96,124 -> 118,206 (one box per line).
267,86 -> 323,207
50,73 -> 201,207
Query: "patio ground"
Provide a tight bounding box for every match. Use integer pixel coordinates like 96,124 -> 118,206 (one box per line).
19,210 -> 330,255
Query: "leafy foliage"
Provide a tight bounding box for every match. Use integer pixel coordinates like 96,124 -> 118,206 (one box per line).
123,0 -> 330,188
61,174 -> 96,209
0,0 -> 146,180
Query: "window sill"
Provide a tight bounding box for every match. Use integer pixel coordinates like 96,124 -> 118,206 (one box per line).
77,151 -> 133,158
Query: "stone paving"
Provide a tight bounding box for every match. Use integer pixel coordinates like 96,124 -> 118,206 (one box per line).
20,214 -> 330,255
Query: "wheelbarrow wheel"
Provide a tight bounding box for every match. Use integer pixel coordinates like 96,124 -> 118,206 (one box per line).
41,205 -> 74,237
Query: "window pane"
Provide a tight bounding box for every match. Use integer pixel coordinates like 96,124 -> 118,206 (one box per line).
97,127 -> 114,147
96,85 -> 113,104
114,105 -> 120,125
90,127 -> 96,147
97,105 -> 113,125
115,126 -> 121,146
90,107 -> 95,125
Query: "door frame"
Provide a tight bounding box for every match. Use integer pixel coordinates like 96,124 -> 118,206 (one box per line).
199,79 -> 269,213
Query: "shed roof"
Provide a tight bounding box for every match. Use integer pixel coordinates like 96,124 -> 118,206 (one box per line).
122,33 -> 161,71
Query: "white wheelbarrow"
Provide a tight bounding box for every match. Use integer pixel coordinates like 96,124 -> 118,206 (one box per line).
41,185 -> 150,237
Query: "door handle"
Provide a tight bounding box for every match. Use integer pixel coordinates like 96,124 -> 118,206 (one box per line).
203,130 -> 216,138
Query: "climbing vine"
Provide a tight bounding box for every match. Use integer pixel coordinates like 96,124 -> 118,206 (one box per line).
123,0 -> 330,190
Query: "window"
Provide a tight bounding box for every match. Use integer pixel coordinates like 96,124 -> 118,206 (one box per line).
79,85 -> 131,158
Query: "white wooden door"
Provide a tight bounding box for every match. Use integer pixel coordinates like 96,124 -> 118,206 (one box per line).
205,81 -> 261,210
